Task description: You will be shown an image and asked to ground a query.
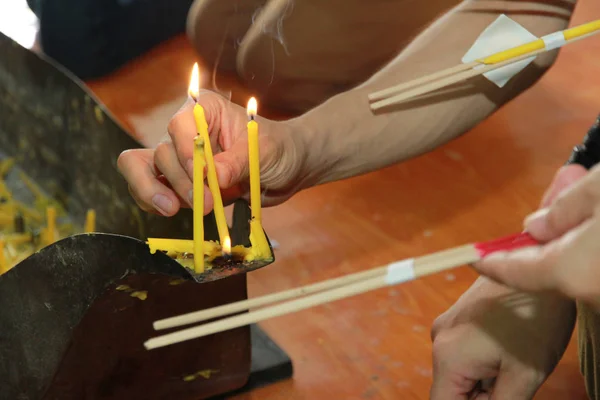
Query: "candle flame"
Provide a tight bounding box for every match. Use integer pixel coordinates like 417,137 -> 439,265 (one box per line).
189,63 -> 200,100
222,236 -> 231,255
247,97 -> 257,118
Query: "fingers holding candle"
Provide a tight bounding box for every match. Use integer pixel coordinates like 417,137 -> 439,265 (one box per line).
118,148 -> 183,216
166,99 -> 198,179
120,61 -> 309,221
167,93 -> 245,205
212,140 -> 250,190
170,85 -> 298,207
154,140 -> 194,208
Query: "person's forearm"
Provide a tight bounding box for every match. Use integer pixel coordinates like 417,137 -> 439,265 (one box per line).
290,0 -> 575,188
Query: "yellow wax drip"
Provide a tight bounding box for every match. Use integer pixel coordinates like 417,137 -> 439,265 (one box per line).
85,209 -> 96,233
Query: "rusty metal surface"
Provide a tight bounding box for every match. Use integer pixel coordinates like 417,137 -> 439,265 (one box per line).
0,233 -> 250,400
0,29 -> 191,240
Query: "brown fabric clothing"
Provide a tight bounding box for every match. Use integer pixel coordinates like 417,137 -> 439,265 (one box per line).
187,0 -> 461,112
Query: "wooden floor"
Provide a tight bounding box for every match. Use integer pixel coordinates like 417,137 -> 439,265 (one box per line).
3,0 -> 600,398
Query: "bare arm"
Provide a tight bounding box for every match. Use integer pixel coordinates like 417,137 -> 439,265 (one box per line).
292,0 -> 577,187
118,1 -> 577,217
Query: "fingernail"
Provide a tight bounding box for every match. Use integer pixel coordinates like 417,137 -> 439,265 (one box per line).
188,190 -> 193,205
524,208 -> 549,227
152,194 -> 173,215
524,208 -> 551,237
186,159 -> 193,177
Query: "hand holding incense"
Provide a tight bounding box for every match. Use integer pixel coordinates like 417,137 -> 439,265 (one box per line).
145,232 -> 537,349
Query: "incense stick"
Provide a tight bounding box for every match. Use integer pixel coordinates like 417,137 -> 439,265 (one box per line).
369,50 -> 544,111
367,62 -> 479,102
145,232 -> 537,350
369,31 -> 597,110
154,264 -> 387,330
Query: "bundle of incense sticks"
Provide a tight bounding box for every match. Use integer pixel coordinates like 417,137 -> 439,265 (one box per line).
368,17 -> 600,110
144,232 -> 538,350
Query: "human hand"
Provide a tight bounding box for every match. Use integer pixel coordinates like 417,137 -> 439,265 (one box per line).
537,164 -> 589,209
430,277 -> 575,400
473,164 -> 600,308
430,165 -> 585,399
117,91 -> 309,216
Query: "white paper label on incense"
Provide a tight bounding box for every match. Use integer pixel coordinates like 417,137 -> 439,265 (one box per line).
385,259 -> 415,285
462,14 -> 538,87
541,32 -> 567,51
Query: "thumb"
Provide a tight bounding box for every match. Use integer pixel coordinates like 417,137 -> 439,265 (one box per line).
213,138 -> 250,190
525,165 -> 600,241
473,245 -> 558,293
539,164 -> 588,207
490,368 -> 542,400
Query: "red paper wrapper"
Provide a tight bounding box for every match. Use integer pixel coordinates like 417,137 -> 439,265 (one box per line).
475,232 -> 539,257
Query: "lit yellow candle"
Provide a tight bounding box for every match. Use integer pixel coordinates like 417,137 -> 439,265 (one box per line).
246,98 -> 271,259
192,135 -> 205,273
247,98 -> 262,223
46,206 -> 56,244
0,239 -> 6,274
222,235 -> 231,257
85,209 -> 96,233
189,63 -> 230,245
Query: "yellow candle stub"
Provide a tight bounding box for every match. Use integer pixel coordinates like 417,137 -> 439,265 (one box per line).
246,98 -> 271,259
46,206 -> 56,244
0,239 -> 6,274
85,209 -> 96,233
193,135 -> 206,273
